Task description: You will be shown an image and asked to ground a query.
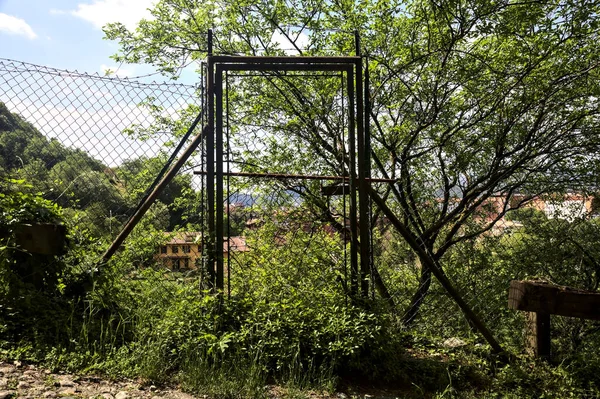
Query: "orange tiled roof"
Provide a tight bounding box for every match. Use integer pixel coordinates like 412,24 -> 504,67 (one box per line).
163,232 -> 201,244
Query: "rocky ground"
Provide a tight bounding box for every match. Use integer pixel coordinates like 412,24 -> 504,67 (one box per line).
0,361 -> 200,399
0,360 -> 407,399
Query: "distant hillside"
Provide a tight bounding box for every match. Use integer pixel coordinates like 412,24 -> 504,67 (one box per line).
0,102 -> 103,173
0,102 -> 201,234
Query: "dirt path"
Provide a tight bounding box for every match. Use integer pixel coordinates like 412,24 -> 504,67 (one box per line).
0,361 -> 199,399
0,360 -> 410,399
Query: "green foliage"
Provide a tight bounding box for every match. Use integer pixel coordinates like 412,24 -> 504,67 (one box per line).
94,219 -> 393,391
5,2 -> 600,397
102,0 -> 600,346
3,196 -> 600,397
0,102 -> 65,171
232,221 -> 385,377
1,207 -> 396,395
0,178 -> 62,226
0,102 -> 201,241
115,155 -> 199,229
0,178 -> 69,345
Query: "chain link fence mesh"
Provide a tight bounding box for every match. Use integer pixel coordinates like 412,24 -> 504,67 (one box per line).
0,58 -> 207,313
219,70 -> 353,302
2,56 -> 600,374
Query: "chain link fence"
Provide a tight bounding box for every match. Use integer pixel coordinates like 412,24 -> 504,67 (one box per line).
0,58 -> 209,324
216,70 -> 354,303
2,56 -> 600,373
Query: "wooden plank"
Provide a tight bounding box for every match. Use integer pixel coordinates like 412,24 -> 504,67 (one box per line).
525,312 -> 551,358
508,280 -> 600,320
14,223 -> 67,255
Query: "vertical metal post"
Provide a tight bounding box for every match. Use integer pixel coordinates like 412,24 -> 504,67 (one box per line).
206,30 -> 216,290
347,67 -> 359,296
355,31 -> 370,297
364,56 -> 374,299
226,71 -> 231,299
215,65 -> 224,292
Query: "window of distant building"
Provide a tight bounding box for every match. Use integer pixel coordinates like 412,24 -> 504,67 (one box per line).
184,258 -> 189,269
160,246 -> 167,254
182,245 -> 191,253
172,245 -> 179,254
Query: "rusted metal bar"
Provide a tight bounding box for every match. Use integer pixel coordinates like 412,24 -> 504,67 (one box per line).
215,59 -> 224,291
193,170 -> 396,182
216,63 -> 353,72
347,65 -> 359,295
207,30 -> 216,289
369,187 -> 505,355
211,56 -> 361,64
100,124 -> 209,264
365,55 -> 374,298
209,49 -> 367,299
355,31 -> 370,297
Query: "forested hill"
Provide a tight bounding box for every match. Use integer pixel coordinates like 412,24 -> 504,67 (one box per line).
0,101 -> 106,177
0,102 -> 199,237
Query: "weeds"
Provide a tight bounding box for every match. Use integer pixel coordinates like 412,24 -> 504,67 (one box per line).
2,182 -> 600,398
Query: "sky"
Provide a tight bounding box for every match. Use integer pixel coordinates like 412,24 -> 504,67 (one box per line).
0,0 -> 197,83
0,0 -> 206,166
0,1 -> 306,167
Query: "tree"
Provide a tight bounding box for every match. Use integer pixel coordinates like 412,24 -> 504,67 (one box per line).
104,0 -> 600,332
116,155 -> 199,229
0,103 -> 133,238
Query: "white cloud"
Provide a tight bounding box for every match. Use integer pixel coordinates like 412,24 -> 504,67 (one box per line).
69,0 -> 156,31
100,64 -> 135,78
0,13 -> 37,40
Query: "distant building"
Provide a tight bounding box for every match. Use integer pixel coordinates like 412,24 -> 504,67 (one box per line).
156,232 -> 249,271
476,193 -> 594,228
157,232 -> 201,271
531,193 -> 593,221
224,235 -> 250,256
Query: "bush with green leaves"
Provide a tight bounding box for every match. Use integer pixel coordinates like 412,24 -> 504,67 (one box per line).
231,221 -> 386,376
0,177 -> 62,227
0,177 -> 69,346
81,217 -> 396,390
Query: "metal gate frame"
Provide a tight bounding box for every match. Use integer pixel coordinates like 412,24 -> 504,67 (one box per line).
204,30 -> 372,297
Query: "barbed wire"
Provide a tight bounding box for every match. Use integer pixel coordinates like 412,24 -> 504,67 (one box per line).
0,58 -> 200,90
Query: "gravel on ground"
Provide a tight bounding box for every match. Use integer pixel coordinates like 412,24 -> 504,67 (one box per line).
0,361 -> 200,399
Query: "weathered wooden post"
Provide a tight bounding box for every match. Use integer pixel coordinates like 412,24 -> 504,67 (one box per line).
508,280 -> 600,358
524,311 -> 551,357
14,223 -> 67,255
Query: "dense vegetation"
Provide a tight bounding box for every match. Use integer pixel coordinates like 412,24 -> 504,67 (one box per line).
105,0 -> 600,338
3,0 -> 600,397
2,100 -> 600,399
0,101 -> 202,237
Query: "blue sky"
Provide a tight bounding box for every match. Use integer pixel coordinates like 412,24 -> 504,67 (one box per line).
0,1 -> 305,166
0,0 -> 198,84
0,0 -> 206,166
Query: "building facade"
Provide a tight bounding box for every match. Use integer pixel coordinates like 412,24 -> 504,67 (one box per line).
156,232 -> 201,271
156,232 -> 249,271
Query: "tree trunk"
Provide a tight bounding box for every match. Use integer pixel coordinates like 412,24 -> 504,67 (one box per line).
402,258 -> 432,326
372,263 -> 395,307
